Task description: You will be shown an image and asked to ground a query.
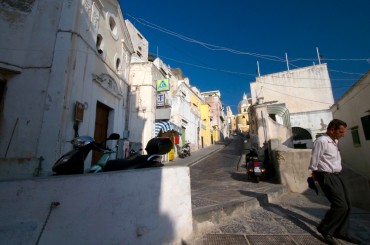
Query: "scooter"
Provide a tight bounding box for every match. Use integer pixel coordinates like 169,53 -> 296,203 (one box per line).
52,133 -> 172,175
183,142 -> 191,157
93,137 -> 172,172
176,142 -> 191,158
245,149 -> 265,183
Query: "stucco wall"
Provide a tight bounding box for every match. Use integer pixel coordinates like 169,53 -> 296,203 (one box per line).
250,64 -> 334,113
272,147 -> 370,211
331,71 -> 370,180
0,166 -> 193,245
290,109 -> 333,139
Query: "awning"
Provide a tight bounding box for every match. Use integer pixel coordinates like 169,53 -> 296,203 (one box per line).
154,121 -> 182,137
267,104 -> 291,126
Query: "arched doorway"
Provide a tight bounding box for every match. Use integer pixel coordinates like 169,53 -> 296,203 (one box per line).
292,127 -> 313,149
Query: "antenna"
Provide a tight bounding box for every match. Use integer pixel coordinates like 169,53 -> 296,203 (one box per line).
257,61 -> 261,77
285,53 -> 290,71
316,47 -> 321,64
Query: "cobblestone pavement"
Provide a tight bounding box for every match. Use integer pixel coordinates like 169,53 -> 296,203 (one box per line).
174,137 -> 370,245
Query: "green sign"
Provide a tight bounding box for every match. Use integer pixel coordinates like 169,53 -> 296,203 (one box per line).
156,79 -> 170,92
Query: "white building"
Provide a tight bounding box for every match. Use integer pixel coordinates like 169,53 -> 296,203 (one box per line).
0,0 -> 134,179
171,76 -> 202,152
125,19 -> 157,151
331,70 -> 370,180
250,64 -> 334,148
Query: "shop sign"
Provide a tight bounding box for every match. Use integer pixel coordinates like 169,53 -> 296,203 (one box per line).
157,93 -> 165,106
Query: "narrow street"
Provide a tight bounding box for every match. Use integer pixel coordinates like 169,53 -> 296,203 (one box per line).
187,137 -> 370,245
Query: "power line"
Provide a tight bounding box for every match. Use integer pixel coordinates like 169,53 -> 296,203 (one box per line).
127,15 -> 370,64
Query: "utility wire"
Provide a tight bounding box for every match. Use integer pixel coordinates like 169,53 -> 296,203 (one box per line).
126,14 -> 370,64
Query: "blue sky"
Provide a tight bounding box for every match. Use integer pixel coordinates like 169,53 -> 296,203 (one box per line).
119,0 -> 370,114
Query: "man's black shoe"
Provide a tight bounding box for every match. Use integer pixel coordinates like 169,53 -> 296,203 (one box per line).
317,227 -> 337,245
321,233 -> 337,245
333,234 -> 361,244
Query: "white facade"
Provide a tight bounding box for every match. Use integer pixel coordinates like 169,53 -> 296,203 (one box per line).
127,62 -> 159,149
290,109 -> 333,148
251,64 -> 334,113
250,64 -> 334,147
331,70 -> 370,180
172,79 -> 201,150
125,19 -> 149,62
125,20 -> 157,150
0,0 -> 134,179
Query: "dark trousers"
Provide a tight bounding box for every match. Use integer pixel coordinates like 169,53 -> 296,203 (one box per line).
315,172 -> 351,236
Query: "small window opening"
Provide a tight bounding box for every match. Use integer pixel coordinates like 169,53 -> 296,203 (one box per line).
351,127 -> 361,146
96,34 -> 104,55
116,58 -> 121,71
109,16 -> 117,35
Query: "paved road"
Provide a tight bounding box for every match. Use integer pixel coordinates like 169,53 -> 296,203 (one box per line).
182,137 -> 370,245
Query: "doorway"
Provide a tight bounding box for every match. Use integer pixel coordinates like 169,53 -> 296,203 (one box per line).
92,101 -> 111,164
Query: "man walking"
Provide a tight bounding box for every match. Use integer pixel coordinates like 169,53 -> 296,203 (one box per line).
309,119 -> 361,245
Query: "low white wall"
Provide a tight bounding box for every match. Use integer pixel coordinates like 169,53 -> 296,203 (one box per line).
272,147 -> 370,211
0,166 -> 193,245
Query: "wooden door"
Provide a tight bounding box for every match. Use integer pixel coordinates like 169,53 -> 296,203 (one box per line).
92,102 -> 110,164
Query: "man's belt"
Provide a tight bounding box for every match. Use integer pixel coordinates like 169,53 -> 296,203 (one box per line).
314,171 -> 341,176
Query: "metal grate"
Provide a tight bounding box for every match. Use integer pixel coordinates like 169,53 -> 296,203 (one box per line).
204,234 -> 248,245
290,234 -> 339,245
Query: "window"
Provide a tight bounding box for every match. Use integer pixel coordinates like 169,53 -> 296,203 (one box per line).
115,58 -> 121,71
106,13 -> 118,40
351,127 -> 361,146
96,34 -> 104,55
361,115 -> 370,140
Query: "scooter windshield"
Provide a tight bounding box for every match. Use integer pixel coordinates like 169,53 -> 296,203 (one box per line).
72,136 -> 94,147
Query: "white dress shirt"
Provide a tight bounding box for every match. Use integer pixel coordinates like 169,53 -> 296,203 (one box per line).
309,134 -> 342,173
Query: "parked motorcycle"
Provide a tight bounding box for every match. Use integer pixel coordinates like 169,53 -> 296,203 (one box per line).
176,142 -> 191,158
245,149 -> 265,183
52,133 -> 172,175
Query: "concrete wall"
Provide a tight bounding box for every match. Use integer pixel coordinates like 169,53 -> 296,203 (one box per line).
272,147 -> 370,211
0,166 -> 193,245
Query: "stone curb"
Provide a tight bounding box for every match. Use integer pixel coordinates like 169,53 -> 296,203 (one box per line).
192,185 -> 289,236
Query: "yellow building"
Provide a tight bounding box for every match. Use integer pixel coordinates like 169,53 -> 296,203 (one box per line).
236,93 -> 250,134
190,87 -> 212,148
200,103 -> 213,147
